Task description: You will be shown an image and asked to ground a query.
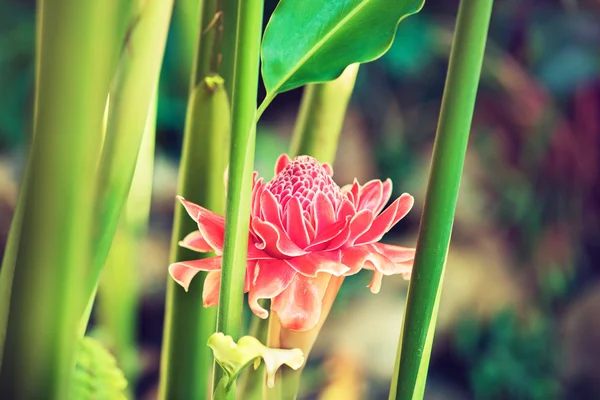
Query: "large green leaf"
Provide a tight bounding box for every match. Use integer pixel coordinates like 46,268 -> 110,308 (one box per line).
261,0 -> 425,95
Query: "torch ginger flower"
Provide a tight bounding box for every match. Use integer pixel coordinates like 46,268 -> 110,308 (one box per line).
169,154 -> 415,332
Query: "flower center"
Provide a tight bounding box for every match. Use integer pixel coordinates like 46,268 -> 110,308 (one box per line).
265,156 -> 343,212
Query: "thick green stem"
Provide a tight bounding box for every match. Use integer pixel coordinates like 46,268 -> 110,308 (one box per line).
158,0 -> 236,397
289,64 -> 359,160
159,77 -> 230,399
212,0 -> 264,398
97,92 -> 157,388
389,1 -> 493,399
87,0 -> 174,300
0,0 -> 120,396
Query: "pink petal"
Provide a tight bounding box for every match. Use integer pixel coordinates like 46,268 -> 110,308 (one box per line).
305,217 -> 349,252
353,193 -> 414,246
322,162 -> 333,176
345,209 -> 376,247
375,179 -> 393,214
178,196 -> 226,252
285,251 -> 349,277
368,270 -> 384,294
372,242 -> 415,263
248,259 -> 295,319
336,198 -> 355,220
271,274 -> 327,332
252,179 -> 266,218
341,246 -> 397,276
245,260 -> 258,292
169,256 -> 223,291
313,192 -> 336,236
285,197 -> 310,249
260,190 -> 283,226
179,231 -> 213,253
252,218 -> 307,258
326,209 -> 373,250
356,180 -> 383,213
275,154 -> 292,175
203,271 -> 221,307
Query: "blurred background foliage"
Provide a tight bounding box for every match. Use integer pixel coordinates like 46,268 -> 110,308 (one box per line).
1,0 -> 600,399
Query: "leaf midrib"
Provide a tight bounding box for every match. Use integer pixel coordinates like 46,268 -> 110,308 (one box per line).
267,0 -> 372,94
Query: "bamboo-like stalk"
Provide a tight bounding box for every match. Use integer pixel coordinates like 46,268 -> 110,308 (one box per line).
212,0 -> 264,398
290,64 -> 359,160
86,0 -> 174,300
0,0 -> 121,396
159,77 -> 230,399
97,92 -> 157,388
158,0 -> 237,398
390,1 -> 493,399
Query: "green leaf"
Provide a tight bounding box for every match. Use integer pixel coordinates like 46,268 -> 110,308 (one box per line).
208,332 -> 304,390
70,337 -> 128,400
261,0 -> 425,95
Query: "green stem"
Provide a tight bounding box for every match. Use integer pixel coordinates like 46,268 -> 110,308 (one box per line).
0,0 -> 121,396
159,77 -> 230,399
213,0 -> 264,398
289,64 -> 359,160
86,0 -> 174,300
158,0 -> 235,397
97,92 -> 157,388
389,1 -> 493,399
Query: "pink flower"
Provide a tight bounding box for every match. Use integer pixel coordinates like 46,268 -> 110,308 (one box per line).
169,154 -> 415,332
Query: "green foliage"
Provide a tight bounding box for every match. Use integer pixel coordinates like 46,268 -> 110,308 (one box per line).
261,0 -> 424,95
70,337 -> 128,400
455,310 -> 561,400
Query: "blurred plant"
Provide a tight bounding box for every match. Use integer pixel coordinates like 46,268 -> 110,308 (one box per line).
455,309 -> 561,400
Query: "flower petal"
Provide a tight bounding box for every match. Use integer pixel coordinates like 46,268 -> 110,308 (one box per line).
252,218 -> 307,258
372,242 -> 415,263
376,179 -> 393,214
305,217 -> 349,252
322,162 -> 333,176
178,196 -> 226,252
203,271 -> 221,307
260,190 -> 283,226
341,246 -> 396,276
356,179 -> 383,212
252,178 -> 265,218
313,192 -> 336,237
368,270 -> 384,294
325,209 -> 373,250
169,256 -> 223,291
275,154 -> 292,175
285,197 -> 310,249
179,230 -> 213,253
285,251 -> 349,277
354,193 -> 414,246
245,260 -> 258,292
248,259 -> 295,319
271,274 -> 327,332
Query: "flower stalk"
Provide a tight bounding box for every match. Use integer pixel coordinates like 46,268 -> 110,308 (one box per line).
213,0 -> 265,396
290,64 -> 360,160
87,0 -> 174,301
390,0 -> 494,398
158,0 -> 236,397
97,91 -> 157,387
0,0 -> 121,396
